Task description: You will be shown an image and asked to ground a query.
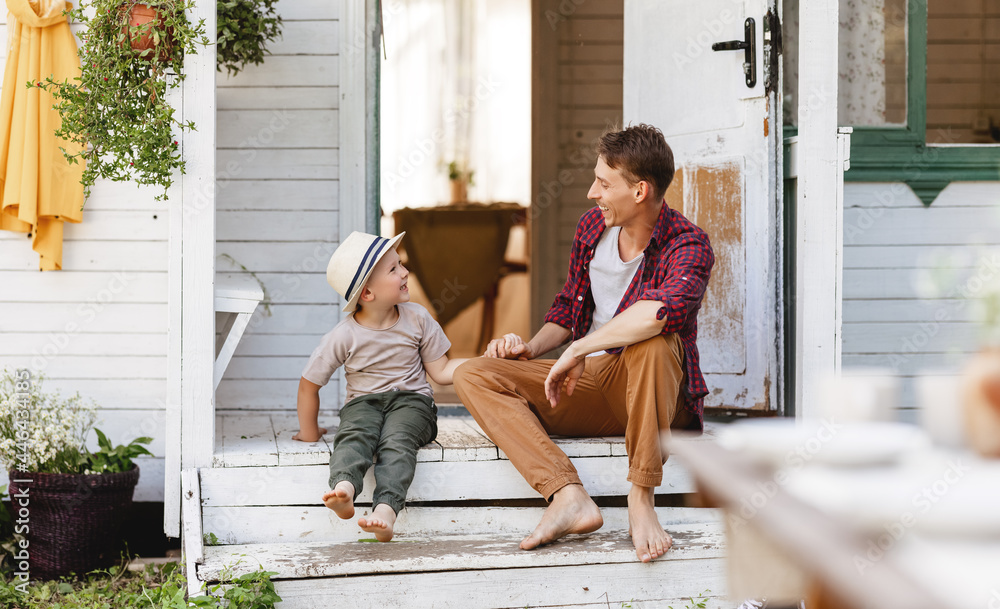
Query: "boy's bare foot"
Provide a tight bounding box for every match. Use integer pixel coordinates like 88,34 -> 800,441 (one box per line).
520,483 -> 603,550
322,481 -> 356,519
628,484 -> 672,562
292,427 -> 328,442
358,504 -> 397,542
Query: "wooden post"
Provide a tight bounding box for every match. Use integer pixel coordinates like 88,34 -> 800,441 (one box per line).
165,98 -> 183,537
529,0 -> 561,333
181,469 -> 205,595
180,0 -> 217,469
339,0 -> 379,238
339,0 -> 379,405
165,0 -> 217,537
794,0 -> 843,419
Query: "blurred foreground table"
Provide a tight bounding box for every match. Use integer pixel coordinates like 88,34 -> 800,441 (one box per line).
669,425 -> 1000,609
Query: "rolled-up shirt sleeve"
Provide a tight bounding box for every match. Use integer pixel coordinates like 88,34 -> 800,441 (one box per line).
641,233 -> 714,336
543,275 -> 577,331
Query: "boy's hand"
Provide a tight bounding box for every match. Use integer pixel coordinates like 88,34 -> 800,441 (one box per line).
485,333 -> 533,360
292,427 -> 328,442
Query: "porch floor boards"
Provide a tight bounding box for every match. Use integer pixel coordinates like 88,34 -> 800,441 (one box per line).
213,411 -> 722,468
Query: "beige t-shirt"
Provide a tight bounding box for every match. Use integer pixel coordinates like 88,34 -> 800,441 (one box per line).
301,302 -> 451,403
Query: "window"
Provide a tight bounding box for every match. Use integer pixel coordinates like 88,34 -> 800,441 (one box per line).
925,0 -> 999,144
783,0 -> 1000,204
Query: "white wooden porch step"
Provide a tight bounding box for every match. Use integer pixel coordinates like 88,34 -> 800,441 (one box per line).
200,516 -> 724,581
210,413 -> 721,501
203,504 -> 719,546
198,511 -> 729,608
269,564 -> 731,609
216,413 -> 720,467
269,563 -> 730,609
190,416 -> 731,608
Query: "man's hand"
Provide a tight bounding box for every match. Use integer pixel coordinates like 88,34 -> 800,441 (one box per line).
484,333 -> 534,360
544,346 -> 586,407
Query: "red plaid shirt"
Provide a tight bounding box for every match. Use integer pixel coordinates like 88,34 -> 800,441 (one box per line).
543,203 -> 714,429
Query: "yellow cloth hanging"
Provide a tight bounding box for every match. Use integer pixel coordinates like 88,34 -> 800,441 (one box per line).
0,0 -> 85,270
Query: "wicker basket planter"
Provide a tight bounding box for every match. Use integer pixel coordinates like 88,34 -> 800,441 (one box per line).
7,466 -> 140,579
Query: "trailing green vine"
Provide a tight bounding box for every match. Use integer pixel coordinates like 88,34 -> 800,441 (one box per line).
34,0 -> 209,202
216,0 -> 283,76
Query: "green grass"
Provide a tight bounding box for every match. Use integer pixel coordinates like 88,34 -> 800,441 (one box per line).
0,561 -> 280,609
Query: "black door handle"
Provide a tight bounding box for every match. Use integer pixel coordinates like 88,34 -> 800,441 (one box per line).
712,18 -> 756,88
712,40 -> 749,52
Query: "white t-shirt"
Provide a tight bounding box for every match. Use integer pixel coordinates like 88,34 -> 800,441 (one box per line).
585,226 -> 644,356
301,302 -> 451,402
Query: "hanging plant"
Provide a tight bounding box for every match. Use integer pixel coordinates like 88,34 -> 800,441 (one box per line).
34,0 -> 209,201
216,0 -> 282,76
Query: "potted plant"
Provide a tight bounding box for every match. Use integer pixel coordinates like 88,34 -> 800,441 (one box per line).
0,369 -> 153,579
447,160 -> 474,204
216,0 -> 283,76
126,3 -> 173,60
35,0 -> 209,201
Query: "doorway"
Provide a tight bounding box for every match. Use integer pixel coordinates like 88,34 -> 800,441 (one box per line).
378,0 -> 533,405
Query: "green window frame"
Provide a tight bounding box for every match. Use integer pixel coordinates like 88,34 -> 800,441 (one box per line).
845,0 -> 1000,205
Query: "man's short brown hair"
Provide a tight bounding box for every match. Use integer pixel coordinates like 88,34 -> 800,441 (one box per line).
597,124 -> 675,201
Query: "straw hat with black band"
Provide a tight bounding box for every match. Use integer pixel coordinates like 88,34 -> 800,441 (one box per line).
327,231 -> 406,312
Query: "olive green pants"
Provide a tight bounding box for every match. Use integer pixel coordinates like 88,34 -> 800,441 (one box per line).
329,390 -> 438,515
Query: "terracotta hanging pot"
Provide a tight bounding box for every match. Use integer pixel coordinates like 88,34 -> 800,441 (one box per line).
962,347 -> 1000,457
124,3 -> 173,60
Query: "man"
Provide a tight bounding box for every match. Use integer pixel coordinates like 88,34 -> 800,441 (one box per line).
453,123 -> 714,563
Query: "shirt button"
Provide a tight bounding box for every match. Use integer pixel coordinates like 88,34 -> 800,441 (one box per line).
577,295 -> 584,301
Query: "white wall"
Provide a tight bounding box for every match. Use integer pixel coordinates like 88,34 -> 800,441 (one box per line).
0,12 -> 170,500
0,0 -> 342,500
550,3 -> 624,297
214,0 -> 341,412
841,182 -> 1000,418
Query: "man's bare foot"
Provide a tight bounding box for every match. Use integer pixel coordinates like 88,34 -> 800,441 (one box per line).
358,504 -> 397,542
322,481 -> 356,519
628,484 -> 672,562
520,483 -> 603,550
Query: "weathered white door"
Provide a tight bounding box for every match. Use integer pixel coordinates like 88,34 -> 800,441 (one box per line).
624,0 -> 782,411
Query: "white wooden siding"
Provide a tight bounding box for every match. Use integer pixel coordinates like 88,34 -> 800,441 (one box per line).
532,1 -> 624,315
0,8 -> 171,500
0,0 -> 342,501
841,182 -> 1000,415
215,1 -> 342,413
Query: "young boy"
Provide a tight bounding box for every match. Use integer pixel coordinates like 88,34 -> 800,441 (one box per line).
293,231 -> 466,542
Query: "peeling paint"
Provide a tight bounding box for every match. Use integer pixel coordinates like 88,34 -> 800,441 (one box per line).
198,525 -> 727,583
685,158 -> 747,375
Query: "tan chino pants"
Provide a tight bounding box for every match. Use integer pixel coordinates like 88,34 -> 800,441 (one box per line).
453,334 -> 691,500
